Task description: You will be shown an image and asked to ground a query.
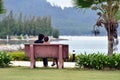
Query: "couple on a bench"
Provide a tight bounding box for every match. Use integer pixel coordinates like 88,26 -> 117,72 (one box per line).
34,34 -> 57,67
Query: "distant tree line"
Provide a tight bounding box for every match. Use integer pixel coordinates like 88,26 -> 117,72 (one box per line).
0,11 -> 59,38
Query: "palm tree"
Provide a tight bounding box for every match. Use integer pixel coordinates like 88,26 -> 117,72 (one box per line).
72,0 -> 120,55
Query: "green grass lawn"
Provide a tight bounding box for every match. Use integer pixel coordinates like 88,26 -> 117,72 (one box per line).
0,67 -> 120,80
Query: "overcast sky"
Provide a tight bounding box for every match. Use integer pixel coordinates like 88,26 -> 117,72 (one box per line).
47,0 -> 73,9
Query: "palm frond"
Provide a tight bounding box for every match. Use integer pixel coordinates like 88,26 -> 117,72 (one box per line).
115,10 -> 120,20
72,0 -> 94,8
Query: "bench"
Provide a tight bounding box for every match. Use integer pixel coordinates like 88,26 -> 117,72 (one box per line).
24,44 -> 69,69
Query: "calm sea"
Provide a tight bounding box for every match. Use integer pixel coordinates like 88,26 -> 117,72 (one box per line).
51,36 -> 120,54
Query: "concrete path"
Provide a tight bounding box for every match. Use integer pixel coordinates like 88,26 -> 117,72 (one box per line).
11,61 -> 76,68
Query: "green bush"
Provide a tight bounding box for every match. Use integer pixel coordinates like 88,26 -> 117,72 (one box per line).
76,52 -> 120,70
9,51 -> 29,61
0,51 -> 12,67
8,51 -> 74,61
106,54 -> 120,69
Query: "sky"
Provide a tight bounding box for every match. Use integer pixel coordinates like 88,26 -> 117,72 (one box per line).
46,0 -> 73,9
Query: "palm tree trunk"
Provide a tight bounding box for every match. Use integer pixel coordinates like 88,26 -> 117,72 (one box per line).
107,21 -> 114,55
106,20 -> 114,55
108,34 -> 114,55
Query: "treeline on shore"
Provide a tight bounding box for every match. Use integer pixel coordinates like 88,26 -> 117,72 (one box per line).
0,11 -> 59,39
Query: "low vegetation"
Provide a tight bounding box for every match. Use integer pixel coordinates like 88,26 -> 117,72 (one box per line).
8,51 -> 74,62
0,51 -> 12,67
0,51 -> 120,80
1,51 -> 120,70
76,52 -> 120,70
8,51 -> 29,61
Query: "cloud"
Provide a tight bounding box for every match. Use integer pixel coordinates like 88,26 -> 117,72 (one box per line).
47,0 -> 73,9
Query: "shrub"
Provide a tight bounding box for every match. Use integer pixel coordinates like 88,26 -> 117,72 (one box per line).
106,54 -> 120,69
8,51 -> 74,61
0,51 -> 12,67
76,53 -> 89,68
9,51 -> 29,61
76,52 -> 120,70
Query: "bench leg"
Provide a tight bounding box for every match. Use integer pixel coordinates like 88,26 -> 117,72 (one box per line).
58,59 -> 64,69
30,57 -> 35,68
30,61 -> 35,68
30,45 -> 35,68
58,45 -> 64,69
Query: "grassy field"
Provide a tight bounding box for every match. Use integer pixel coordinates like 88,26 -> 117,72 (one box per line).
0,67 -> 120,80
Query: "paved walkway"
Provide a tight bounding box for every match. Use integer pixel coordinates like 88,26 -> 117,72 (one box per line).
11,61 -> 76,68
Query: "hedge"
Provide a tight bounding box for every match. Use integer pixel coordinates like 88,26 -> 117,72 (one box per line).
8,51 -> 75,62
8,51 -> 29,61
76,52 -> 120,70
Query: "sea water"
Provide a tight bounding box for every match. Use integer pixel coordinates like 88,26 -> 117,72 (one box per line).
51,36 -> 120,54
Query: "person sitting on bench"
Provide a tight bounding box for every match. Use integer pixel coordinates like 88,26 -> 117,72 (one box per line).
34,34 -> 48,67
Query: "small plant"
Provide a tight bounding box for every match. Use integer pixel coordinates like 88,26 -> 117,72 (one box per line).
0,51 -> 12,67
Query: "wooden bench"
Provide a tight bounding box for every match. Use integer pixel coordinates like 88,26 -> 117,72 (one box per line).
24,44 -> 69,69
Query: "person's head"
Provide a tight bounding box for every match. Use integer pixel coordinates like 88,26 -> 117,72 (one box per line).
38,34 -> 44,40
44,36 -> 49,42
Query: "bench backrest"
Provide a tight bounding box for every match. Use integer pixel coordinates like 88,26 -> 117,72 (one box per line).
24,44 -> 69,58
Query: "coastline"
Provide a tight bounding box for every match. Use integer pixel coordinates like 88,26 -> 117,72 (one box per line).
0,36 -> 68,51
0,36 -> 119,53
